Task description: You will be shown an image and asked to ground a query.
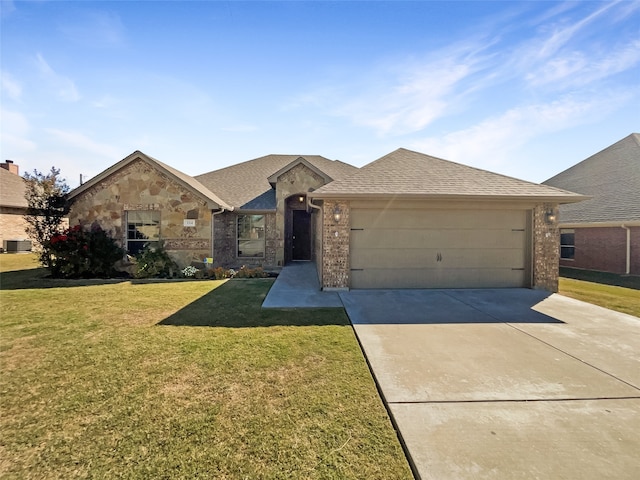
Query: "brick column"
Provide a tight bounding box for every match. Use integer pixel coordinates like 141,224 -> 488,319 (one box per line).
322,200 -> 350,290
533,203 -> 560,292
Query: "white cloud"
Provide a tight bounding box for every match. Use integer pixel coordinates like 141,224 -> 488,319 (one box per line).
1,71 -> 22,100
58,10 -> 125,47
0,108 -> 36,153
44,128 -> 121,159
35,53 -> 80,102
410,92 -> 629,170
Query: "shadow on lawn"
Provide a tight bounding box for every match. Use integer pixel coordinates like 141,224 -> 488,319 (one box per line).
159,279 -> 350,328
0,268 -> 217,291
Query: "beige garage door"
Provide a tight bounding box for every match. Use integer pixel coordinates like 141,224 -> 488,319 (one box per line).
350,208 -> 530,289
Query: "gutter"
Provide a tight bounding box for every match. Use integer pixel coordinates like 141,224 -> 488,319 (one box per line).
621,224 -> 631,275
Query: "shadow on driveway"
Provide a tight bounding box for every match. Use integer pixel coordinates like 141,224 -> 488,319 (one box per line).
340,288 -> 564,324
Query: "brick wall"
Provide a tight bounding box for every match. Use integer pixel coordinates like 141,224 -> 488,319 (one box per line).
213,211 -> 276,268
321,200 -> 350,289
561,226 -> 640,275
532,203 -> 560,292
0,208 -> 30,248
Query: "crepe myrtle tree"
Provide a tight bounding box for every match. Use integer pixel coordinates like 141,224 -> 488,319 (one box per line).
23,167 -> 70,269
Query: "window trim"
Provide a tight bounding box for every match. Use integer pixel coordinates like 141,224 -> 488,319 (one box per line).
560,228 -> 575,260
236,214 -> 266,259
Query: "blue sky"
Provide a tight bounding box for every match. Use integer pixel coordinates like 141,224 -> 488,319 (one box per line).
1,1 -> 639,188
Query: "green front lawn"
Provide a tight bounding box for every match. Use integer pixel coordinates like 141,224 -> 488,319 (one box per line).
559,277 -> 640,318
0,254 -> 412,479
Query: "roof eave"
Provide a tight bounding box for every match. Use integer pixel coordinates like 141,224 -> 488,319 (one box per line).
559,220 -> 640,228
308,192 -> 590,203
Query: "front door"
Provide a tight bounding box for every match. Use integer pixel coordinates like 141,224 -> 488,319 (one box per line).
292,210 -> 311,260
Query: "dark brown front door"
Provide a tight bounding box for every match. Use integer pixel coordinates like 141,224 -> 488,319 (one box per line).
292,210 -> 311,260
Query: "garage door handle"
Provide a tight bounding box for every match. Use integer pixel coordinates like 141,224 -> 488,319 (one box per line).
436,253 -> 443,262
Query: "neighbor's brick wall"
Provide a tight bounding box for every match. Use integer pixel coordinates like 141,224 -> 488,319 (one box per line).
0,207 -> 30,247
562,226 -> 640,275
213,211 -> 276,268
69,158 -> 211,268
532,203 -> 559,292
321,200 -> 350,289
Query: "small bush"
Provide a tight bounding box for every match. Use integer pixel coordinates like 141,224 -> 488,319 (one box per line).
134,243 -> 178,278
47,225 -> 124,278
234,266 -> 268,278
207,266 -> 234,280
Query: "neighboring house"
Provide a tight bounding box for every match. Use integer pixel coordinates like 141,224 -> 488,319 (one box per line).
0,161 -> 31,252
543,133 -> 640,276
68,148 -> 584,292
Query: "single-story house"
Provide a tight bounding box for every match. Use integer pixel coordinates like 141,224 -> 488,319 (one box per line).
67,150 -> 358,269
0,161 -> 32,252
68,148 -> 584,292
543,133 -> 640,276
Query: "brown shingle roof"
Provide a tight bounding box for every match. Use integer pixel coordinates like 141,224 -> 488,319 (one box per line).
311,148 -> 585,202
68,151 -> 233,210
0,167 -> 28,208
543,134 -> 640,224
195,154 -> 358,209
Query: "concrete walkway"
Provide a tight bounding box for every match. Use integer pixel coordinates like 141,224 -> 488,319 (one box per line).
341,289 -> 640,480
262,262 -> 343,308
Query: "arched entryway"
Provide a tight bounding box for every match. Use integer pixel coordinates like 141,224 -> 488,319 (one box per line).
285,194 -> 312,262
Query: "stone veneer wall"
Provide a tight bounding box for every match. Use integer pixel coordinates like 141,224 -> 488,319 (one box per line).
69,159 -> 212,268
532,203 -> 560,292
213,211 -> 276,268
321,200 -> 350,289
275,163 -> 327,266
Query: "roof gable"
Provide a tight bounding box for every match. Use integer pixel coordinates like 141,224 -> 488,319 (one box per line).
267,157 -> 333,187
67,151 -> 232,210
543,133 -> 640,223
312,148 -> 585,202
0,167 -> 28,208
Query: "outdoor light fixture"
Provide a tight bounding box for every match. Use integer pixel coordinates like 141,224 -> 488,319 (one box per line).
545,210 -> 557,224
298,195 -> 305,203
333,205 -> 342,223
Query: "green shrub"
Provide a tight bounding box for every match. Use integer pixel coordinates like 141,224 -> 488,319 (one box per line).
47,224 -> 124,278
134,243 -> 178,278
234,266 -> 267,278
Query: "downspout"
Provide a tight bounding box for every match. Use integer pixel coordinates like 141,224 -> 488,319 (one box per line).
307,197 -> 323,285
621,224 -> 631,275
211,208 -> 227,264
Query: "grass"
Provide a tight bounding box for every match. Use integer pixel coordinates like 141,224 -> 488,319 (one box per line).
560,266 -> 640,290
559,277 -> 640,318
0,254 -> 412,479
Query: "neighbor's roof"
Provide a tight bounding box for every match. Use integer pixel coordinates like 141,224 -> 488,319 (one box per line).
195,154 -> 358,209
0,167 -> 28,208
543,133 -> 640,224
68,151 -> 232,210
311,148 -> 585,202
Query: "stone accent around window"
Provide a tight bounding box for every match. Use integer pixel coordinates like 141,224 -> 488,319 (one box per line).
533,203 -> 560,292
321,200 -> 350,290
213,211 -> 276,268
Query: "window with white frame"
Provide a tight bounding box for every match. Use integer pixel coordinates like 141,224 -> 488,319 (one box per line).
237,214 -> 265,258
560,229 -> 575,260
127,211 -> 160,255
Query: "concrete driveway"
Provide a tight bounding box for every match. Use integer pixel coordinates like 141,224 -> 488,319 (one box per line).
339,289 -> 640,480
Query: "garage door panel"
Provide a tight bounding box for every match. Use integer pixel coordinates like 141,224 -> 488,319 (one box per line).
351,229 -> 525,250
351,209 -> 526,230
350,207 -> 529,289
351,268 -> 526,289
351,248 -> 525,269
